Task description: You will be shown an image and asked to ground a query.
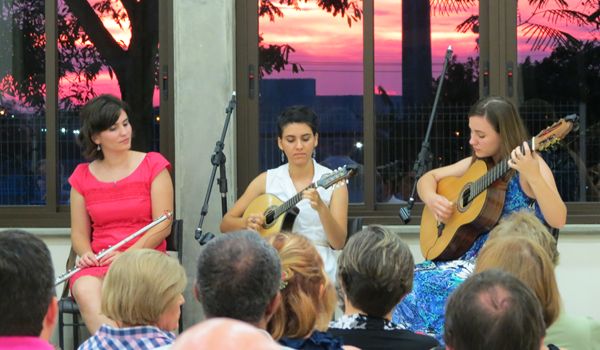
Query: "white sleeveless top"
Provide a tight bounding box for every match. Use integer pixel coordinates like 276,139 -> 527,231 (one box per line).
266,159 -> 338,283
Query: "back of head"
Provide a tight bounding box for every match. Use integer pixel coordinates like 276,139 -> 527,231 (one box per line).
101,249 -> 186,326
475,236 -> 561,328
277,105 -> 319,137
195,230 -> 281,324
488,210 -> 559,265
78,94 -> 131,160
0,230 -> 54,336
171,318 -> 280,350
444,269 -> 545,350
338,225 -> 414,317
266,232 -> 336,340
468,96 -> 529,160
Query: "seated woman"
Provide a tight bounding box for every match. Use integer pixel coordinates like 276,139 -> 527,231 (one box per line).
266,232 -> 343,350
78,249 -> 186,350
220,106 -> 349,283
475,235 -> 562,350
328,225 -> 439,350
392,96 -> 566,341
69,94 -> 174,333
486,211 -> 600,350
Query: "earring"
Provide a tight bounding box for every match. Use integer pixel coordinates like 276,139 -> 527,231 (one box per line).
312,149 -> 316,159
281,151 -> 285,163
97,144 -> 101,151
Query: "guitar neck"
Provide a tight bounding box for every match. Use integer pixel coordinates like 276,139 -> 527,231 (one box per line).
469,137 -> 535,201
274,183 -> 317,218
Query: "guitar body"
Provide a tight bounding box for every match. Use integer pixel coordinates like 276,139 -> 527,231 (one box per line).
243,193 -> 299,237
420,159 -> 508,261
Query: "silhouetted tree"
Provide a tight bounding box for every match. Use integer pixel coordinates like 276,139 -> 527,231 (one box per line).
259,0 -> 362,76
0,0 -> 159,151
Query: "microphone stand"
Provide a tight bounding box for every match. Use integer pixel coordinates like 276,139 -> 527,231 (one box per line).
195,92 -> 236,245
399,46 -> 453,224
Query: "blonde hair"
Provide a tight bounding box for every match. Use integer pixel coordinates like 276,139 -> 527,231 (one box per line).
101,249 -> 187,326
489,211 -> 559,265
266,233 -> 336,340
475,236 -> 561,328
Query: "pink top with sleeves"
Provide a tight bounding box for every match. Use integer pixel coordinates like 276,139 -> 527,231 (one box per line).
68,152 -> 171,287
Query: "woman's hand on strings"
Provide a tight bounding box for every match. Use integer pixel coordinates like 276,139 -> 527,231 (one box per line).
508,141 -> 540,180
427,194 -> 454,223
246,214 -> 264,232
303,188 -> 327,213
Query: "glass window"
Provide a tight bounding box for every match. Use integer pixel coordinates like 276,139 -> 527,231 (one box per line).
57,0 -> 162,205
0,0 -> 46,205
258,1 -> 364,203
374,0 -> 479,204
517,0 -> 599,202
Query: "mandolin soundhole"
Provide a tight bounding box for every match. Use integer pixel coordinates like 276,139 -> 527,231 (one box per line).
264,208 -> 276,227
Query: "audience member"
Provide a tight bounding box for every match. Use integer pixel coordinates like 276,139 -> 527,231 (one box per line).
483,214 -> 600,350
444,269 -> 546,350
476,237 -> 559,325
266,232 -> 344,349
78,249 -> 186,350
195,230 -> 282,329
170,318 -> 281,350
328,225 -> 439,350
0,230 -> 57,350
488,210 -> 559,264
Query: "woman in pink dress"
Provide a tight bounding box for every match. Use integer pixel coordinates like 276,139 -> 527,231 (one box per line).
69,94 -> 174,333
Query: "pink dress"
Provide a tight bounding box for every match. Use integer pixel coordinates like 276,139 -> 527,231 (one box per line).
68,152 -> 171,287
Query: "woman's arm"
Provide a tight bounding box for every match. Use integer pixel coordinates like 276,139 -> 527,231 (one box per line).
304,184 -> 349,250
417,157 -> 472,223
70,188 -> 98,267
510,142 -> 567,228
220,172 -> 267,233
131,168 -> 175,249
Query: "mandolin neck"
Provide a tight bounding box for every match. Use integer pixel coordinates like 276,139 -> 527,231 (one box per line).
273,183 -> 317,218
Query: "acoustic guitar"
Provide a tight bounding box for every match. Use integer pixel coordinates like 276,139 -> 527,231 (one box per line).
243,164 -> 358,237
420,114 -> 578,261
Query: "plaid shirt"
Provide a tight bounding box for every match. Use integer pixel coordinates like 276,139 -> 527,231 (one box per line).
78,324 -> 175,350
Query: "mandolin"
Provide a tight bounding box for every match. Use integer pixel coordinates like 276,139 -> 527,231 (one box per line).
243,164 -> 358,237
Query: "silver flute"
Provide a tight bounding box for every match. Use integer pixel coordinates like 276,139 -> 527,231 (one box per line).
54,211 -> 173,286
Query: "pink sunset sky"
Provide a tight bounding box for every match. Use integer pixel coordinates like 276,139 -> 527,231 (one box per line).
60,0 -> 598,103
259,0 -> 598,96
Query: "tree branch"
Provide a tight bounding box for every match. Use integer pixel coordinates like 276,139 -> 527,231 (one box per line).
63,0 -> 126,66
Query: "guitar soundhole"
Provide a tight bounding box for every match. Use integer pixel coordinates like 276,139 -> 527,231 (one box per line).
462,188 -> 471,207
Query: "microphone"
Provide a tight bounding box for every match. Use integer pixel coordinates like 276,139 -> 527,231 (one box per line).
445,45 -> 453,61
226,91 -> 236,113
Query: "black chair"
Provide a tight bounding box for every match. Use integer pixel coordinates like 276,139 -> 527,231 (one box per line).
346,216 -> 363,244
57,219 -> 184,350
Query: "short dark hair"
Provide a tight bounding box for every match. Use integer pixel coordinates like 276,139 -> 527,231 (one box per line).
0,230 -> 55,336
276,105 -> 319,137
338,225 -> 414,317
78,94 -> 131,160
444,269 -> 546,350
196,230 -> 281,324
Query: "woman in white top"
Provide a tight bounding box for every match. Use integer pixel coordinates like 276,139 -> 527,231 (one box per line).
220,106 -> 348,281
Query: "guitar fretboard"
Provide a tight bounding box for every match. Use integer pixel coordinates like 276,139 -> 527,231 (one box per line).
467,138 -> 534,202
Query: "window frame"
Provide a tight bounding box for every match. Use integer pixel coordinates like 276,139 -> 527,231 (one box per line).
234,0 -> 600,225
0,0 -> 175,227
